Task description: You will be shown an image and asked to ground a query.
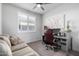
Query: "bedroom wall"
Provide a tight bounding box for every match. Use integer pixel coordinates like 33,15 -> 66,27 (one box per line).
2,4 -> 42,43
0,3 -> 2,34
43,3 -> 79,52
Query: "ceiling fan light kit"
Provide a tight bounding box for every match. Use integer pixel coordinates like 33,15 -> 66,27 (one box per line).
37,4 -> 41,7
33,3 -> 50,11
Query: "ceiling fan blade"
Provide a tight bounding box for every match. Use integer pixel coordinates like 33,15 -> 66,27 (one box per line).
41,6 -> 45,11
42,3 -> 51,5
33,4 -> 37,9
36,3 -> 51,5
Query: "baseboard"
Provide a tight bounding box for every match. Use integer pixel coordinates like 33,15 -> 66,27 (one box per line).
27,39 -> 42,44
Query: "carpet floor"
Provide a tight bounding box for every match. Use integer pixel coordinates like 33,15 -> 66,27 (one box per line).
28,40 -> 79,56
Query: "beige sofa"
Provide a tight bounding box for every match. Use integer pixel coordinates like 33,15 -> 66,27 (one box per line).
0,35 -> 39,56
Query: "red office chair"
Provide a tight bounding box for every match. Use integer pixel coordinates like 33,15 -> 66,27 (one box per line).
44,29 -> 59,50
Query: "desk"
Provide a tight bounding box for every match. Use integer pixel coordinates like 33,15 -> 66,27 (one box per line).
54,35 -> 72,55
54,36 -> 68,40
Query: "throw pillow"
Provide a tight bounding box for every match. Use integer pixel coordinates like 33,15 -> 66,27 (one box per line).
10,35 -> 24,46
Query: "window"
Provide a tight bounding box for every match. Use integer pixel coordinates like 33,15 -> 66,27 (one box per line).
18,12 -> 36,32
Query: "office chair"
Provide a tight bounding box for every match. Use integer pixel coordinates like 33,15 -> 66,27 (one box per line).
44,29 -> 59,50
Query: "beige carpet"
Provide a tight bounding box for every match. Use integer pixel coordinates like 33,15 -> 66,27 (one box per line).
28,40 -> 79,56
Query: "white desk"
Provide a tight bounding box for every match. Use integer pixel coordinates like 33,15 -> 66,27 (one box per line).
54,36 -> 68,39
54,34 -> 72,55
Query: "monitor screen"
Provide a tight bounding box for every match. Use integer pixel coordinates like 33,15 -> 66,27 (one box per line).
52,28 -> 60,34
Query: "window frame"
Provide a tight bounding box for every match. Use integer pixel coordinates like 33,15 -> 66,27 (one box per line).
18,12 -> 36,32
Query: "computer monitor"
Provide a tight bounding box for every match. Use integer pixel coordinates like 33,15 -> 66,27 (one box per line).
52,28 -> 60,34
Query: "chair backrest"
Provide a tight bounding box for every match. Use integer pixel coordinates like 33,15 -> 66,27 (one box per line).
44,29 -> 54,45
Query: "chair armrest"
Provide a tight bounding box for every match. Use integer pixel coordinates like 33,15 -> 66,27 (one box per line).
53,38 -> 59,43
53,39 -> 56,43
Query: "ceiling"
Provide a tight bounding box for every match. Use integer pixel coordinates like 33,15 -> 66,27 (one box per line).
11,3 -> 62,14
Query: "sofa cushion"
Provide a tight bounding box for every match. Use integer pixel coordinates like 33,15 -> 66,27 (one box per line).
0,34 -> 10,39
0,40 -> 12,56
0,36 -> 11,48
10,35 -> 24,46
11,43 -> 28,52
12,46 -> 39,56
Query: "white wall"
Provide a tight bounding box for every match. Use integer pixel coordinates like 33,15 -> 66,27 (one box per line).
0,3 -> 2,34
43,3 -> 79,52
2,4 -> 42,43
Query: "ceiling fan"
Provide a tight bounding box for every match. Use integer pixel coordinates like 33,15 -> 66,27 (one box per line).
33,3 -> 50,11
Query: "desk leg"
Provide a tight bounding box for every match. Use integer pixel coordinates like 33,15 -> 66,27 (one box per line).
66,38 -> 70,56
